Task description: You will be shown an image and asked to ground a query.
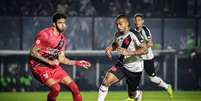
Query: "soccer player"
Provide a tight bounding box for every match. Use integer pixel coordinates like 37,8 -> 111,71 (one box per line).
97,14 -> 148,101
28,13 -> 91,101
124,13 -> 173,101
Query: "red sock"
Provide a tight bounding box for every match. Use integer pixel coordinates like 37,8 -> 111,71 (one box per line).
66,81 -> 82,101
47,83 -> 61,101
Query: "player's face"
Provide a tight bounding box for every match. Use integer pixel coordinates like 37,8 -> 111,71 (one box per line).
134,16 -> 144,28
115,18 -> 129,33
55,18 -> 66,33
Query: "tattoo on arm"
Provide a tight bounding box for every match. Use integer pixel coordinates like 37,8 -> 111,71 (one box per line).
131,42 -> 148,56
58,51 -> 75,65
30,46 -> 50,64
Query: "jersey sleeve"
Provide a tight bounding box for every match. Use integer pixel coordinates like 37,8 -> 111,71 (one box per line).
33,31 -> 49,49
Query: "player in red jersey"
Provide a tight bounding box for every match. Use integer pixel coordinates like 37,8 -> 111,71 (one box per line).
28,13 -> 91,101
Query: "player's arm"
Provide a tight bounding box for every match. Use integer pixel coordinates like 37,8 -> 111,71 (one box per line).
58,51 -> 91,69
105,42 -> 116,59
117,42 -> 148,56
132,42 -> 148,55
146,40 -> 153,48
105,32 -> 119,58
30,45 -> 59,66
58,51 -> 74,65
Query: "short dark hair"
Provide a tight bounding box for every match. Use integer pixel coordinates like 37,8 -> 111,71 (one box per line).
115,14 -> 129,22
134,13 -> 144,19
52,12 -> 67,23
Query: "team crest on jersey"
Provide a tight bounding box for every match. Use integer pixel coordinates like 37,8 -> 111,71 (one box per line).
43,73 -> 49,79
123,38 -> 130,45
36,40 -> 40,44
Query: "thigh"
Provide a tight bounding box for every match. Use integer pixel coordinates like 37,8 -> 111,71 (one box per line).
144,59 -> 156,76
103,65 -> 125,86
108,65 -> 125,80
102,72 -> 119,86
31,66 -> 54,84
126,71 -> 142,91
53,66 -> 69,82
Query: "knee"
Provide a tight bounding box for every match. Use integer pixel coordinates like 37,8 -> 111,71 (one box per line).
102,79 -> 112,87
72,84 -> 80,95
149,76 -> 155,82
101,72 -> 118,87
51,84 -> 61,94
54,85 -> 61,93
67,81 -> 80,95
149,76 -> 160,84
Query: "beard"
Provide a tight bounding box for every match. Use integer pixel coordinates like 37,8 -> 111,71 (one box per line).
118,28 -> 124,32
56,25 -> 65,33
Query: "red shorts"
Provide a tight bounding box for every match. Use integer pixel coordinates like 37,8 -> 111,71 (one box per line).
31,65 -> 69,84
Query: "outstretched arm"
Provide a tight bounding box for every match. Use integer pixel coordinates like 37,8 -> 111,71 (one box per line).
58,51 -> 75,65
58,51 -> 91,69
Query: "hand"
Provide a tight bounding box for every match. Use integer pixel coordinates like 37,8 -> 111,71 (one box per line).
75,60 -> 91,69
105,46 -> 112,59
116,48 -> 130,56
48,59 -> 59,66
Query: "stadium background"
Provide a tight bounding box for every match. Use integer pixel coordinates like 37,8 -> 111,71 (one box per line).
0,0 -> 201,101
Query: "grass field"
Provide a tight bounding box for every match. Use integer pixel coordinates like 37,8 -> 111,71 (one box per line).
0,91 -> 201,101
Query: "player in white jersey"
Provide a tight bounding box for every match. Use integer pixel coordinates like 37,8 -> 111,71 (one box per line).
123,13 -> 173,101
97,15 -> 148,101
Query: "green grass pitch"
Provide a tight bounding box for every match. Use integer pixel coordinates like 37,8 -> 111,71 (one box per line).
0,91 -> 201,101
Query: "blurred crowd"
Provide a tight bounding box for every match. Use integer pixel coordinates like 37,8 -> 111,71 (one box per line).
0,0 -> 200,17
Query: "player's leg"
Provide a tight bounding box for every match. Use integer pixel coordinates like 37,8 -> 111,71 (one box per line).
126,90 -> 143,101
144,59 -> 168,88
52,66 -> 82,101
31,67 -> 61,101
144,59 -> 173,98
45,79 -> 61,101
98,72 -> 119,101
126,72 -> 143,101
61,76 -> 82,101
98,65 -> 123,101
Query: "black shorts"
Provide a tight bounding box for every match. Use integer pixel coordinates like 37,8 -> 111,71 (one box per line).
144,59 -> 156,76
109,62 -> 142,91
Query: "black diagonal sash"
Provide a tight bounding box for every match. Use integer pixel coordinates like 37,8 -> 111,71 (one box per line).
55,35 -> 65,50
118,35 -> 132,62
130,28 -> 144,43
142,26 -> 151,39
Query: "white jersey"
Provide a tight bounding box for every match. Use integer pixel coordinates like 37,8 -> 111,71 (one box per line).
114,30 -> 144,72
136,26 -> 154,60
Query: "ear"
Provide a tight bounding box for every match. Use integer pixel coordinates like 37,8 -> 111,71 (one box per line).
142,20 -> 144,24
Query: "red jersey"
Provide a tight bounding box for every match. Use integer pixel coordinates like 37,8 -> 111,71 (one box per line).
28,27 -> 67,68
